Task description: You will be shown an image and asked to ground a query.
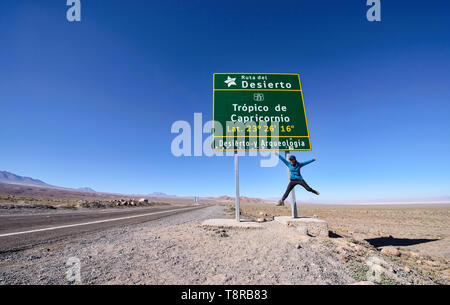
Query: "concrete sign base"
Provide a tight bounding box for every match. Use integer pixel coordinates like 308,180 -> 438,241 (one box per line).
274,216 -> 329,237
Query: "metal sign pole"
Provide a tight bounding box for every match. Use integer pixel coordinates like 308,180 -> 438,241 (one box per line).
234,151 -> 240,222
285,151 -> 298,218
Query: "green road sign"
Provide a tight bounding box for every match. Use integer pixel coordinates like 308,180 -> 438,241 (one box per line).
212,73 -> 311,151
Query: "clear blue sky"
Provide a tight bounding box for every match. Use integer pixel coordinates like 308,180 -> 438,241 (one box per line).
1,0 -> 449,201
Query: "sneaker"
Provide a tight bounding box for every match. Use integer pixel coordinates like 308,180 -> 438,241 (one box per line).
276,200 -> 285,206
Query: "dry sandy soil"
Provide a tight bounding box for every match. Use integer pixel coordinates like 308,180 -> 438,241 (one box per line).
0,205 -> 354,285
0,181 -> 448,285
236,202 -> 450,283
0,204 -> 446,285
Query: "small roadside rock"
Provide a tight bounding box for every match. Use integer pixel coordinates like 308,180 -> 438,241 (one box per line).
409,251 -> 421,258
381,246 -> 401,257
424,260 -> 440,267
213,229 -> 229,237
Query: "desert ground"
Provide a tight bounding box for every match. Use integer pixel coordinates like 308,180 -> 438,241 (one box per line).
0,183 -> 448,285
1,204 -> 446,285
236,201 -> 450,283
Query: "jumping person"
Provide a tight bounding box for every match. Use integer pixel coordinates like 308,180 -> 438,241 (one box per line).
274,152 -> 320,206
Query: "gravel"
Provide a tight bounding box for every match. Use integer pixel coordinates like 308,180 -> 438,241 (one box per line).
0,205 -> 358,285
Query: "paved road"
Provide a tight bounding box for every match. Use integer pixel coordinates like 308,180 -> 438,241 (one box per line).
0,205 -> 205,253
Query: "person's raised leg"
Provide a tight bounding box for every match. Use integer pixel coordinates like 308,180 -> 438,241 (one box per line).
278,181 -> 296,206
299,179 -> 320,195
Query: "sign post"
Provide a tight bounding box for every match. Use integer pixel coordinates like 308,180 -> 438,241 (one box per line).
285,150 -> 298,218
213,73 -> 311,220
234,151 -> 240,222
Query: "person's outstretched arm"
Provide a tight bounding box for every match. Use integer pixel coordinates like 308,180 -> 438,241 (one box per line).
273,151 -> 289,167
299,158 -> 316,167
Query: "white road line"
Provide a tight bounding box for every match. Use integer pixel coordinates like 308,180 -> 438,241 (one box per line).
0,206 -> 200,238
0,207 -> 158,217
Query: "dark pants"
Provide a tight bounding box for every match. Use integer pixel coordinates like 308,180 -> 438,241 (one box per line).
281,179 -> 317,201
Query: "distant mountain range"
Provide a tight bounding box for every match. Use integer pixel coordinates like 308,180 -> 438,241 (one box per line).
148,192 -> 176,197
0,170 -> 51,187
0,170 -> 95,193
77,187 -> 96,193
266,196 -> 450,204
0,171 -> 181,198
213,195 -> 271,204
2,170 -> 448,204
